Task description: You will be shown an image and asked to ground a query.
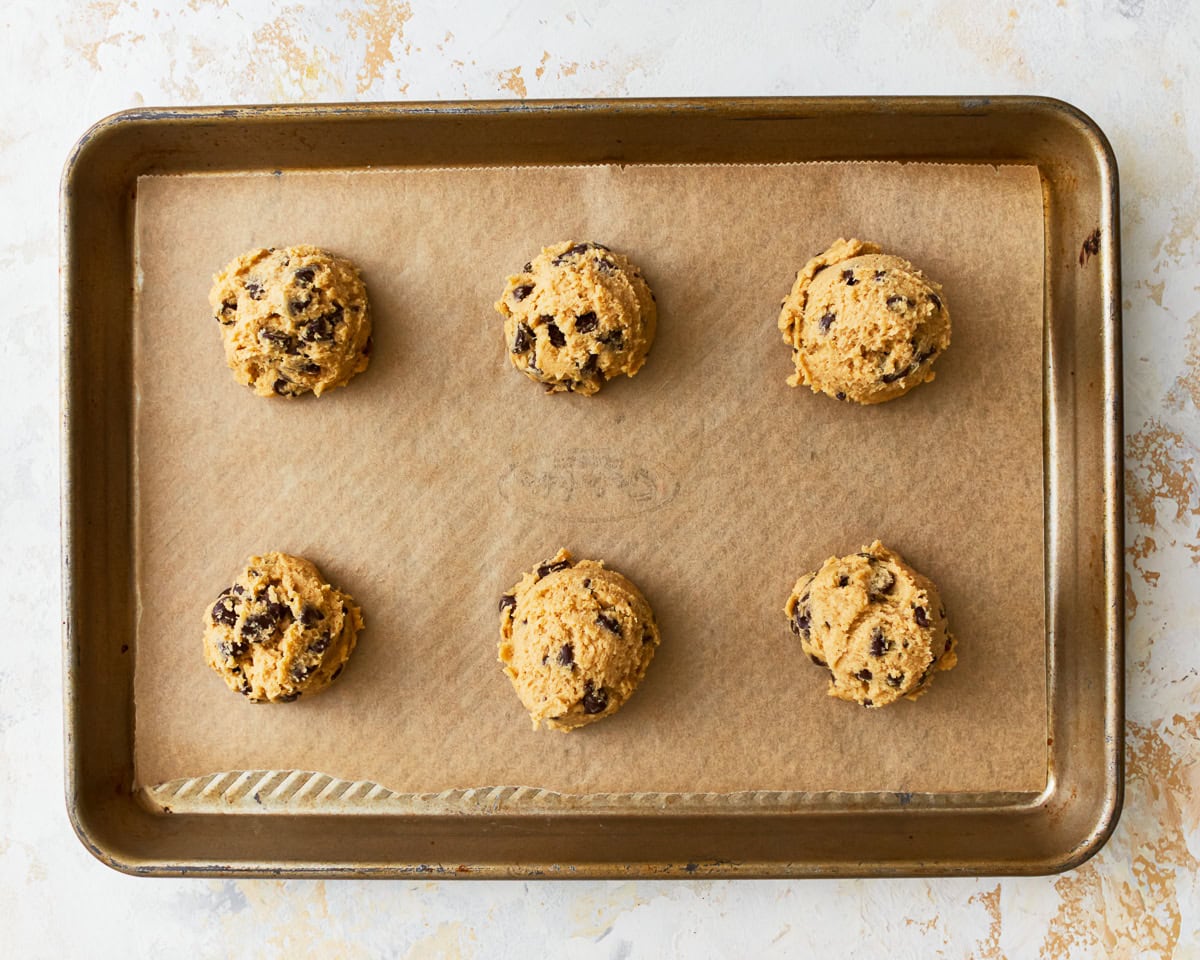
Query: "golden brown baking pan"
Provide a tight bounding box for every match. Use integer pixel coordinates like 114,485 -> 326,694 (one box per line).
61,97 -> 1122,878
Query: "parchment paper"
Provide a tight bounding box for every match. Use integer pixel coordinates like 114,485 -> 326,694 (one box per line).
133,161 -> 1046,796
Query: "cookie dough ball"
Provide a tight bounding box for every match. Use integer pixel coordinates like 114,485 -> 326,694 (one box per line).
498,549 -> 661,731
203,552 -> 364,703
494,241 -> 657,395
785,540 -> 955,708
208,245 -> 372,398
778,239 -> 950,404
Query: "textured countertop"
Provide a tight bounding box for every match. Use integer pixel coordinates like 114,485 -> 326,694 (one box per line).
4,1 -> 1198,956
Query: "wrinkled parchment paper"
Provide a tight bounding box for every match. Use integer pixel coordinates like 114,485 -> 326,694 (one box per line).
133,161 -> 1045,796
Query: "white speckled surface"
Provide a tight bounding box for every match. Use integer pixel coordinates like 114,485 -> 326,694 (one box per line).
4,0 -> 1198,955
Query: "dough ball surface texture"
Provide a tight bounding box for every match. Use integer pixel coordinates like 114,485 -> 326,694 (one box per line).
498,549 -> 660,731
208,245 -> 372,398
495,241 -> 656,395
785,540 -> 955,708
203,552 -> 363,703
778,238 -> 950,404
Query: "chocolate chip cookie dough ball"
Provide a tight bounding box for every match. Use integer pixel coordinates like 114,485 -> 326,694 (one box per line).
203,552 -> 364,703
498,549 -> 661,731
494,241 -> 657,395
209,245 -> 372,398
785,540 -> 955,708
778,239 -> 950,404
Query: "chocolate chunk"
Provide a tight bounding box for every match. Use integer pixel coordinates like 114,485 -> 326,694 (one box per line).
597,330 -> 624,348
873,270 -> 887,282
792,603 -> 811,639
220,639 -> 248,658
914,606 -> 930,628
294,267 -> 316,286
245,280 -> 264,300
499,594 -> 516,613
331,664 -> 344,681
300,316 -> 335,342
581,681 -> 608,714
808,652 -> 826,667
277,691 -> 301,702
914,345 -> 938,365
211,596 -> 239,627
536,558 -> 572,578
582,579 -> 591,588
842,270 -> 858,286
886,295 -> 909,310
856,668 -> 873,681
240,684 -> 253,697
838,575 -> 849,587
544,318 -> 566,347
267,601 -> 289,622
818,311 -> 836,333
575,311 -> 599,333
836,392 -> 847,401
596,611 -> 622,635
869,628 -> 891,657
300,362 -> 322,375
272,378 -> 293,396
593,256 -> 618,274
862,699 -> 873,708
309,632 -> 331,654
291,663 -> 313,681
868,568 -> 896,601
580,353 -> 599,377
240,611 -> 277,638
260,328 -> 297,353
512,283 -> 534,301
929,294 -> 942,311
886,673 -> 904,688
512,321 -> 534,354
556,643 -> 575,667
300,604 -> 325,628
289,297 -> 311,315
880,366 -> 909,384
522,261 -> 532,273
232,585 -> 244,595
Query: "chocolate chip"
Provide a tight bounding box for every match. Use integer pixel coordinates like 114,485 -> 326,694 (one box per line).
842,269 -> 858,286
792,603 -> 811,639
856,668 -> 873,681
870,628 -> 891,657
914,345 -> 938,365
596,611 -> 622,636
929,294 -> 942,311
580,353 -> 599,377
245,280 -> 264,300
300,316 -> 335,342
310,632 -> 331,654
593,257 -> 618,274
300,362 -> 322,375
544,318 -> 566,347
575,311 -> 598,333
862,699 -> 873,708
241,611 -> 277,638
838,575 -> 849,587
914,606 -> 930,628
499,594 -> 516,613
240,684 -> 253,696
536,558 -> 572,578
277,691 -> 301,702
581,681 -> 608,714
818,311 -> 836,333
521,261 -> 532,273
267,601 -> 289,622
300,605 -> 325,628
886,673 -> 904,688
808,652 -> 826,667
220,639 -> 248,658
260,328 -> 297,353
331,664 -> 344,681
886,295 -> 910,311
836,392 -> 847,401
291,663 -> 313,681
556,643 -> 575,667
511,321 -> 534,354
597,330 -> 624,348
874,270 -> 887,282
272,378 -> 293,396
880,366 -> 908,384
212,596 -> 239,627
512,284 -> 534,301
868,568 -> 896,601
289,297 -> 311,315
294,267 -> 316,286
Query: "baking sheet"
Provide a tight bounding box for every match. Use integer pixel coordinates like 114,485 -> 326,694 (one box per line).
132,161 -> 1045,797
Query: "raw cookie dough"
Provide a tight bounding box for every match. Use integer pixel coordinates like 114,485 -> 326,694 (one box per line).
785,540 -> 956,708
498,548 -> 661,730
494,241 -> 657,395
208,245 -> 372,398
203,552 -> 364,703
778,238 -> 950,404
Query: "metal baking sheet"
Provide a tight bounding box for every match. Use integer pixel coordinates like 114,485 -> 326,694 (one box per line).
61,97 -> 1123,878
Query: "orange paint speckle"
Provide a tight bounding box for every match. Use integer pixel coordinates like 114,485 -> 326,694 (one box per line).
497,66 -> 527,98
969,885 -> 1003,959
535,51 -> 551,80
340,0 -> 413,94
560,60 -> 580,77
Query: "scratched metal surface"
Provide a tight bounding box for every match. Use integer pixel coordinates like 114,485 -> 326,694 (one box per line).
8,0 -> 1199,955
